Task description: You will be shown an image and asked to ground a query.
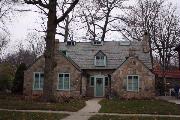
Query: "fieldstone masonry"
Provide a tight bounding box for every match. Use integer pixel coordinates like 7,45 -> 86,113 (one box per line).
112,57 -> 155,99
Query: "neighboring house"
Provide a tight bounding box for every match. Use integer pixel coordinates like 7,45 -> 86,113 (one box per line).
24,35 -> 155,99
154,63 -> 180,96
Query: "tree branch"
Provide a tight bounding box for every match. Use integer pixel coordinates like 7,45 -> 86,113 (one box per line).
56,0 -> 79,24
24,0 -> 49,9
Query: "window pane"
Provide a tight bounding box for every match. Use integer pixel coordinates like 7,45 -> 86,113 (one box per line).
34,73 -> 39,89
127,77 -> 133,91
133,78 -> 138,91
133,76 -> 138,80
64,77 -> 69,89
65,74 -> 69,78
40,73 -> 44,89
128,76 -> 132,80
90,77 -> 94,86
59,74 -> 63,78
96,56 -> 100,59
59,75 -> 63,89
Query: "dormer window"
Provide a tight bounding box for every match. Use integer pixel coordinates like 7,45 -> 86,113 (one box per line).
66,41 -> 76,46
93,40 -> 103,46
94,50 -> 106,66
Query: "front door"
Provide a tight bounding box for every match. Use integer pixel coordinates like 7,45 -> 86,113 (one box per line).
95,77 -> 104,97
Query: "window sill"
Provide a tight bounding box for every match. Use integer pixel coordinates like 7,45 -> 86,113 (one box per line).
33,89 -> 43,91
126,90 -> 139,92
57,89 -> 70,91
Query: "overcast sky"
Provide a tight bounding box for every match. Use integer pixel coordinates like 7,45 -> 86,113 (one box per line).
3,0 -> 180,56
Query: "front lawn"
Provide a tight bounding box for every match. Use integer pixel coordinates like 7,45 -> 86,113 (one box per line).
89,115 -> 180,120
0,111 -> 68,120
0,94 -> 86,112
99,99 -> 180,115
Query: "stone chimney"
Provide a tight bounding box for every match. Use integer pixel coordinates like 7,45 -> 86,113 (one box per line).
142,32 -> 150,53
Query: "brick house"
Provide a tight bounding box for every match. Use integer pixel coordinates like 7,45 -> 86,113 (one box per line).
24,37 -> 155,99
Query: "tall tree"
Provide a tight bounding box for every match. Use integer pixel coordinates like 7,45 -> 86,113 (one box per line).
24,0 -> 79,101
118,0 -> 180,69
0,0 -> 17,55
79,0 -> 128,41
26,32 -> 45,57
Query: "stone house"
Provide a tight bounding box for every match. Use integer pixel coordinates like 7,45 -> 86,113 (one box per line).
24,36 -> 155,99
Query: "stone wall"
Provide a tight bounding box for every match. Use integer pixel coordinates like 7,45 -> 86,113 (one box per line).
112,57 -> 155,99
23,53 -> 82,99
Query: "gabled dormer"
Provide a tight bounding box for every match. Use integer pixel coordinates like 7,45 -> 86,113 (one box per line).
94,50 -> 107,67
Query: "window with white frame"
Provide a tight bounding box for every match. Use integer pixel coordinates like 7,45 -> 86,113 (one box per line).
58,73 -> 70,90
33,72 -> 44,90
94,51 -> 106,66
127,75 -> 139,91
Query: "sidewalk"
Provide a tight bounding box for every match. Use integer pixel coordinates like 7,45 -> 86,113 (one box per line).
156,96 -> 180,104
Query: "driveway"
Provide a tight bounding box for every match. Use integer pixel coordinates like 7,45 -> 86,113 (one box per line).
156,96 -> 180,104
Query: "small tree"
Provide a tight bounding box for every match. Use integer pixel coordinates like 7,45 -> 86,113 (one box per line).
12,63 -> 27,94
0,63 -> 14,92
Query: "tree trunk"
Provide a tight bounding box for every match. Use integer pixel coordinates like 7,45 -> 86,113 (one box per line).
43,0 -> 57,102
101,9 -> 110,42
64,16 -> 69,42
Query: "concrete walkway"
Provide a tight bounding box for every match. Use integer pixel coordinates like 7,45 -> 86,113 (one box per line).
156,96 -> 180,104
61,98 -> 102,120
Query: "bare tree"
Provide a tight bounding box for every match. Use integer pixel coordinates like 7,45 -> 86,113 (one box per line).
26,32 -> 45,57
118,0 -> 180,68
0,0 -> 17,55
79,0 -> 128,41
24,0 -> 79,101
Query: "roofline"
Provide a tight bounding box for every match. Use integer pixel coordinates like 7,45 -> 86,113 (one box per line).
59,51 -> 82,72
25,55 -> 44,71
113,56 -> 153,74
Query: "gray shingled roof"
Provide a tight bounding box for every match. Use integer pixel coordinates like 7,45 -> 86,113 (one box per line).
59,41 -> 152,70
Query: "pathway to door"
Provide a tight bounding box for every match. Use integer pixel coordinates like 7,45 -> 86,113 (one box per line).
61,98 -> 102,120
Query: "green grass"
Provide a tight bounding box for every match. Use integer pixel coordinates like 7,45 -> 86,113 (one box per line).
99,99 -> 180,115
0,111 -> 68,120
0,94 -> 86,112
89,115 -> 180,120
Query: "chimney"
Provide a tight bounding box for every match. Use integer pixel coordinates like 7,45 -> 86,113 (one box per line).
142,32 -> 150,53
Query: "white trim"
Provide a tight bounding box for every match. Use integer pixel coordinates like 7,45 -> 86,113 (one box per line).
126,75 -> 139,92
33,72 -> 44,90
94,75 -> 105,97
57,73 -> 70,91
